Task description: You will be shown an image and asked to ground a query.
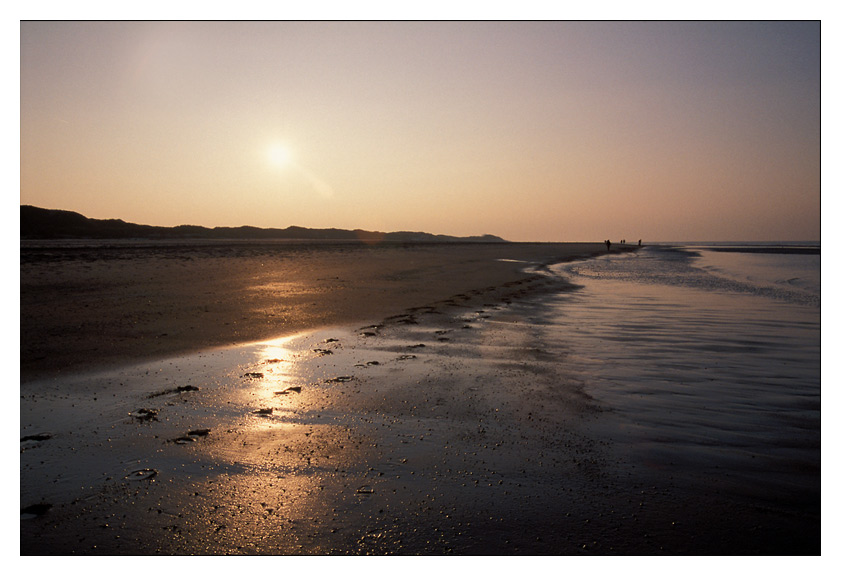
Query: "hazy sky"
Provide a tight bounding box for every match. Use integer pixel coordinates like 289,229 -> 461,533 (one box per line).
20,21 -> 820,241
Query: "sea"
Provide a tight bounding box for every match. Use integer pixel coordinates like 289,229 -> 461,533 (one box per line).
539,242 -> 820,544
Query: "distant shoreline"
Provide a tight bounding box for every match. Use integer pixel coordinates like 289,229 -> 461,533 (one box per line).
703,245 -> 820,255
20,205 -> 507,243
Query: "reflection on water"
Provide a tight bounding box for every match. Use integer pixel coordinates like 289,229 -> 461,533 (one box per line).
551,247 -> 820,509
696,248 -> 820,304
199,331 -> 383,553
246,334 -> 305,416
20,328 -> 386,554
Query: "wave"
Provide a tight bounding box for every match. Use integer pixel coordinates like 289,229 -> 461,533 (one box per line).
556,245 -> 820,308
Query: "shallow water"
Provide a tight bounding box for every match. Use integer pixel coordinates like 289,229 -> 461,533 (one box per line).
548,246 -> 820,515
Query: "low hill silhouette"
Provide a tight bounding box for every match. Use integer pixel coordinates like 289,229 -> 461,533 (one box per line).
20,206 -> 506,243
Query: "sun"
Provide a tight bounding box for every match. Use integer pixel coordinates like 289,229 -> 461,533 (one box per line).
267,143 -> 293,168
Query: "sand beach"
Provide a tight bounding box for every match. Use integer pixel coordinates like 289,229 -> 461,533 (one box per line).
19,240 -> 819,555
20,240 -> 608,554
20,241 -> 608,382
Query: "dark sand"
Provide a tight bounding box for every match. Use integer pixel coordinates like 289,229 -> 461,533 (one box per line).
20,241 -> 817,556
20,241 -> 608,382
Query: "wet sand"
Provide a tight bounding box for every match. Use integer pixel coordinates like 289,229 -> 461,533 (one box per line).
21,240 -> 614,554
20,241 -> 817,556
20,241 -> 608,382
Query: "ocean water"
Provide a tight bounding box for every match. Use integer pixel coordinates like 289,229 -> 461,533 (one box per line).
542,244 -> 820,528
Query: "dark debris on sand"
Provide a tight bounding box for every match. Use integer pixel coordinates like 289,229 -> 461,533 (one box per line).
131,408 -> 159,422
21,503 -> 52,519
21,433 -> 52,442
147,385 -> 200,398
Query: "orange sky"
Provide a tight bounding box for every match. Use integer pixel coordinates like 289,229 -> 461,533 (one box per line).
20,21 -> 820,241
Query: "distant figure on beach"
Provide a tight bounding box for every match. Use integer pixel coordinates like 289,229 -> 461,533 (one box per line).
638,239 -> 642,246
605,239 -> 611,251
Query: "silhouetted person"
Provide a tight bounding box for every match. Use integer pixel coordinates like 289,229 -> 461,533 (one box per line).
638,239 -> 642,246
605,239 -> 611,251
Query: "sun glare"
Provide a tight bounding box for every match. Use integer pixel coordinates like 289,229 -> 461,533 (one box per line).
267,143 -> 293,168
263,140 -> 334,198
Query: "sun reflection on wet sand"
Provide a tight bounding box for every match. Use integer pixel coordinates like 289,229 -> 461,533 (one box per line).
20,327 -> 387,553
170,330 -> 389,554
